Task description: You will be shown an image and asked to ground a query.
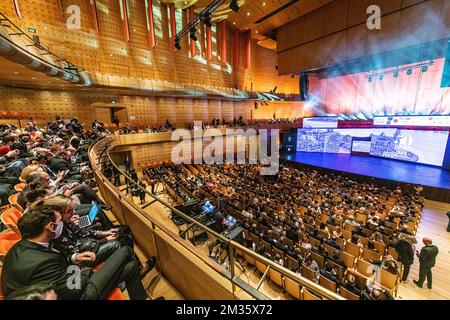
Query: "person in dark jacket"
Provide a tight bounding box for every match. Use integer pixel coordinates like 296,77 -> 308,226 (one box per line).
414,237 -> 439,289
393,234 -> 415,282
2,205 -> 149,300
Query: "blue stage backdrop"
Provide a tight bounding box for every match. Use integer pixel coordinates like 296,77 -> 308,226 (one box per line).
296,128 -> 449,167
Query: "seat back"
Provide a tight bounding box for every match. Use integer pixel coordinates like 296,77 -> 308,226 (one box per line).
339,286 -> 360,300
340,251 -> 356,269
268,268 -> 284,288
0,208 -> 22,236
244,253 -> 256,266
380,268 -> 398,293
284,277 -> 302,300
356,258 -> 374,277
301,264 -> 317,282
0,265 -> 4,300
255,259 -> 267,274
345,242 -> 361,258
7,194 -> 23,213
362,248 -> 382,262
0,230 -> 21,262
14,183 -> 26,192
319,275 -> 337,293
303,288 -> 322,300
310,251 -> 325,269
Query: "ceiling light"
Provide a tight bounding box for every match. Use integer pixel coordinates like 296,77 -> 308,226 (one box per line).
247,12 -> 250,16
233,22 -> 235,25
407,69 -> 412,75
263,2 -> 266,6
421,66 -> 428,73
32,77 -> 36,80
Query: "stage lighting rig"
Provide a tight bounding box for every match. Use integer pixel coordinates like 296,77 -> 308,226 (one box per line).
190,28 -> 197,41
230,0 -> 240,12
174,0 -> 230,49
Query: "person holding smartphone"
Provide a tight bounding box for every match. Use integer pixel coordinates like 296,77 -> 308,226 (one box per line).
413,237 -> 439,289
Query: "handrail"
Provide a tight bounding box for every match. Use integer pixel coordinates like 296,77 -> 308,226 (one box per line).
0,11 -> 82,74
89,134 -> 345,300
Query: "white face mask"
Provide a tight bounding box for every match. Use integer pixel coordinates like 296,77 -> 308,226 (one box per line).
51,222 -> 64,239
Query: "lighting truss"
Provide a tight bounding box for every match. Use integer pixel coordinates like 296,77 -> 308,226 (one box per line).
367,60 -> 434,80
175,0 -> 227,45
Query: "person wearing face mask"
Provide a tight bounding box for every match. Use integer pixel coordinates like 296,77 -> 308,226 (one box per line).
2,205 -> 151,300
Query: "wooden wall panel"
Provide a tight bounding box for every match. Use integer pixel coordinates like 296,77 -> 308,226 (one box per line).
346,25 -> 368,60
0,0 -> 298,95
402,0 -> 426,7
253,101 -> 305,120
437,0 -> 450,40
286,18 -> 304,50
277,26 -> 288,52
366,12 -> 400,55
323,0 -> 349,36
347,0 -> 369,27
193,99 -> 208,122
303,10 -> 324,43
371,0 -> 402,14
322,32 -> 347,66
278,0 -> 449,74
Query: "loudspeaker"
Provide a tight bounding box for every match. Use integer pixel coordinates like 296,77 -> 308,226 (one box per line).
300,72 -> 309,101
441,39 -> 450,88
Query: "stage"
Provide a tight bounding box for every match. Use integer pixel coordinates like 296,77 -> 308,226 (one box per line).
281,152 -> 450,203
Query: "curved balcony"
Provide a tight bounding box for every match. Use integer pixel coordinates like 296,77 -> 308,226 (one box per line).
88,132 -> 344,300
0,12 -> 90,86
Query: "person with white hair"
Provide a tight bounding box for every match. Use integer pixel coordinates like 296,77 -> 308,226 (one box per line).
414,237 -> 439,289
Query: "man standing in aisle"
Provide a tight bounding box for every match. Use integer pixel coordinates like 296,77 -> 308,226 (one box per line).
413,237 -> 439,289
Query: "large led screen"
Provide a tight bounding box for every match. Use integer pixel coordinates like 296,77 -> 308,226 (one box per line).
296,128 -> 449,166
302,117 -> 339,128
369,130 -> 449,166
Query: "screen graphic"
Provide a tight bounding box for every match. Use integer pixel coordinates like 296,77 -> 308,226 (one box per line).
296,128 -> 449,166
302,117 -> 339,128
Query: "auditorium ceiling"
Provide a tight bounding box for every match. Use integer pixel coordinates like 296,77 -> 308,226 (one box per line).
162,0 -> 333,40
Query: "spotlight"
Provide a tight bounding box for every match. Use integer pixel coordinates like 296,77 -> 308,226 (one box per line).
229,0 -> 240,12
421,65 -> 428,73
379,74 -> 383,81
204,14 -> 212,28
190,28 -> 197,41
393,71 -> 399,78
368,76 -> 372,82
407,69 -> 412,75
174,39 -> 181,50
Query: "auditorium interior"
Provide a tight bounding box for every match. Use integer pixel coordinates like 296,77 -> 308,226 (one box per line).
0,0 -> 449,301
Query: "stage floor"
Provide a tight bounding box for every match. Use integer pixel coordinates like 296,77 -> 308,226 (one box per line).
281,152 -> 450,190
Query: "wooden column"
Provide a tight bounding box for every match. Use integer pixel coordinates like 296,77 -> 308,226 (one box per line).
189,6 -> 196,57
90,0 -> 100,34
245,30 -> 251,69
206,26 -> 212,60
169,3 -> 177,52
145,0 -> 155,48
13,0 -> 23,19
120,0 -> 130,42
220,20 -> 227,64
233,29 -> 239,67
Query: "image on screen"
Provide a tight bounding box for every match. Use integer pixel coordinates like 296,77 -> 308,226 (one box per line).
296,128 -> 449,166
369,129 -> 449,166
352,140 -> 371,154
303,117 -> 338,128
